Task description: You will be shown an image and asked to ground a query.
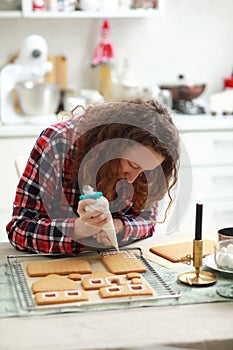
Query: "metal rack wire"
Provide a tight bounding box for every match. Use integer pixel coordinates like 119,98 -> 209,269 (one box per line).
7,248 -> 181,312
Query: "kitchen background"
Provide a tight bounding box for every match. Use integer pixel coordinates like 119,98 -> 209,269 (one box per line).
0,0 -> 233,102
0,0 -> 233,242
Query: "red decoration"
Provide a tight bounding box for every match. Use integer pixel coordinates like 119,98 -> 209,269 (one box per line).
91,20 -> 115,67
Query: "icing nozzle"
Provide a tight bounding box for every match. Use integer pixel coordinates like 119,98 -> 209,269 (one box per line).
79,192 -> 102,200
80,185 -> 103,200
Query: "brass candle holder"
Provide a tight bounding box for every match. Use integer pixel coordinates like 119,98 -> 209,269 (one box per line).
178,239 -> 217,286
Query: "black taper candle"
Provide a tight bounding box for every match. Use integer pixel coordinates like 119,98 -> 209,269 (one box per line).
195,203 -> 203,240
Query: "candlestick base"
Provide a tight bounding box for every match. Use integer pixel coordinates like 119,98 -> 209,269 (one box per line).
177,270 -> 217,286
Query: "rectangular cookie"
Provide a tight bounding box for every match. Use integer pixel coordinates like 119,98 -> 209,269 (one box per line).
149,239 -> 215,263
99,283 -> 153,299
35,290 -> 88,306
100,251 -> 147,274
27,258 -> 92,277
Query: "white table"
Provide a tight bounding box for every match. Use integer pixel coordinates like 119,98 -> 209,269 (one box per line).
0,236 -> 233,350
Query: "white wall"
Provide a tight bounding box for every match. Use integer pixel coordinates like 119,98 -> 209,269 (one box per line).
0,0 -> 233,101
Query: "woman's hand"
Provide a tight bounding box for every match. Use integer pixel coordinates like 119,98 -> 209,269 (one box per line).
95,219 -> 124,246
88,219 -> 124,247
78,198 -> 111,227
95,230 -> 113,246
73,198 -> 111,240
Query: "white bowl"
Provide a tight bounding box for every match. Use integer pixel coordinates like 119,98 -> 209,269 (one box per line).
218,227 -> 233,241
214,239 -> 233,271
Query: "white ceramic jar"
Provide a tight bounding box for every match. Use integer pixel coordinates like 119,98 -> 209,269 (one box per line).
79,0 -> 100,11
99,0 -> 119,12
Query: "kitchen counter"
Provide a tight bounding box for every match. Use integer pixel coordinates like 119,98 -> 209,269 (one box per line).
172,113 -> 233,132
1,114 -> 233,138
0,121 -> 53,138
0,235 -> 232,350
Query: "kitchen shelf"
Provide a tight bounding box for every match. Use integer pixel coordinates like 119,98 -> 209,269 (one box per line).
0,11 -> 21,18
0,0 -> 165,19
21,9 -> 163,19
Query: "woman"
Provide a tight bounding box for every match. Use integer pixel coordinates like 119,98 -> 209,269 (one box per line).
6,98 -> 180,255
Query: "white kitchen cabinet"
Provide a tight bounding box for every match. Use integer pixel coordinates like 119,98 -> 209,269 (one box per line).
0,132 -> 40,242
0,0 -> 165,18
0,10 -> 21,18
181,131 -> 233,166
0,137 -> 36,209
172,130 -> 233,236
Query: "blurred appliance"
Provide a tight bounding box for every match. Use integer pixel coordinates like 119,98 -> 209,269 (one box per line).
0,34 -> 58,124
145,85 -> 173,109
63,89 -> 103,112
16,81 -> 60,116
160,75 -> 206,115
0,0 -> 21,11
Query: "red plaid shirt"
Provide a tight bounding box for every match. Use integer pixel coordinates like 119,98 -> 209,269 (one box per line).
6,118 -> 158,255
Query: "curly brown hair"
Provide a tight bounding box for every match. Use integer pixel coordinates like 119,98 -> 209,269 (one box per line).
70,98 -> 180,218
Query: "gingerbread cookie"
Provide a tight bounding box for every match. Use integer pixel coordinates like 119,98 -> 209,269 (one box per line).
100,251 -> 147,274
68,273 -> 82,281
35,290 -> 88,306
27,258 -> 92,277
31,274 -> 78,294
131,277 -> 142,284
82,271 -> 125,291
126,272 -> 141,280
99,283 -> 153,299
149,240 -> 215,263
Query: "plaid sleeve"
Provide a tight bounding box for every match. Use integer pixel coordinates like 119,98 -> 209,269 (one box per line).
116,202 -> 158,245
6,123 -> 85,255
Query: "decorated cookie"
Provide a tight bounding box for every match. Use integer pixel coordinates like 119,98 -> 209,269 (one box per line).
82,271 -> 125,291
35,289 -> 88,305
100,251 -> 147,274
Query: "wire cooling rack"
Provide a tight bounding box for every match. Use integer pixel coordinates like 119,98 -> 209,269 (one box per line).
7,248 -> 181,312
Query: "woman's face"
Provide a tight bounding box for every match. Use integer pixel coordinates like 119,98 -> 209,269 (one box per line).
119,144 -> 165,184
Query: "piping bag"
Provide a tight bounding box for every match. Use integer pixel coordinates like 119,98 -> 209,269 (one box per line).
79,185 -> 119,251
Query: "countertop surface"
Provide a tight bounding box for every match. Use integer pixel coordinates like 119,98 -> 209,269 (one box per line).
0,234 -> 232,350
172,113 -> 233,132
0,114 -> 233,138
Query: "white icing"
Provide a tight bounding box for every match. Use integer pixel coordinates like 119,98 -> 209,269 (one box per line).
122,251 -> 136,259
64,290 -> 80,297
105,276 -> 125,285
89,277 -> 105,285
129,284 -> 145,292
101,251 -> 136,259
42,292 -> 58,299
105,286 -> 122,293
